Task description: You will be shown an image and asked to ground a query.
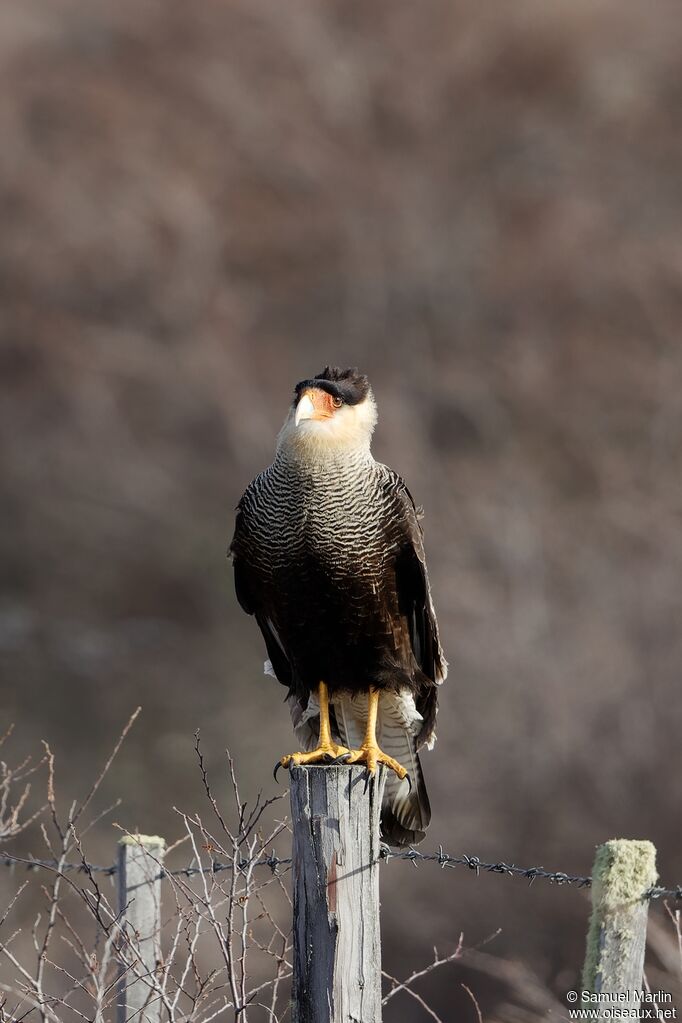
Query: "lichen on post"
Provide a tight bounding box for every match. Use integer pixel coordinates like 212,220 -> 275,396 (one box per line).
581,839 -> 657,1018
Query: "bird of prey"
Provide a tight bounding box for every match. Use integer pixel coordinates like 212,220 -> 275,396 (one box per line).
230,367 -> 447,846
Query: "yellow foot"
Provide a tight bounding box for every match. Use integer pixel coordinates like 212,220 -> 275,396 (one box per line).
275,743 -> 351,779
343,743 -> 408,780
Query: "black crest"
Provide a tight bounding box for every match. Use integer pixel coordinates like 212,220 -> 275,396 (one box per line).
294,366 -> 371,407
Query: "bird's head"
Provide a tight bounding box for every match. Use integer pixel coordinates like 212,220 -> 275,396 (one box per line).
277,366 -> 378,459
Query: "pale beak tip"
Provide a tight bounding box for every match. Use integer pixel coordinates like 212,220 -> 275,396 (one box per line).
295,393 -> 316,427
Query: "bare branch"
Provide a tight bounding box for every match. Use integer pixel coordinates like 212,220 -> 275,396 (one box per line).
382,937 -> 464,1006
72,707 -> 141,827
461,983 -> 483,1023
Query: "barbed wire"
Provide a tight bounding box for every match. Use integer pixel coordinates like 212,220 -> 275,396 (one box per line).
1,849 -> 680,901
380,848 -> 682,900
0,852 -> 290,879
379,847 -> 593,887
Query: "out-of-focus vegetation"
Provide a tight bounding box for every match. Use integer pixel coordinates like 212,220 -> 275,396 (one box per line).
1,1 -> 681,1018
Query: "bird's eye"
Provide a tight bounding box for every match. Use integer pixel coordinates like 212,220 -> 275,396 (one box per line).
332,396 -> 343,408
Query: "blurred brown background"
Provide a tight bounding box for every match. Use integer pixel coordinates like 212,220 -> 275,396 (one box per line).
1,0 -> 682,1019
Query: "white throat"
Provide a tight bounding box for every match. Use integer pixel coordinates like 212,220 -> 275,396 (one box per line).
276,394 -> 378,464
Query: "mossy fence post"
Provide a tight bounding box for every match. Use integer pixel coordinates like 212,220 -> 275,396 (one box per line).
581,839 -> 657,1018
116,833 -> 166,1023
289,764 -> 386,1023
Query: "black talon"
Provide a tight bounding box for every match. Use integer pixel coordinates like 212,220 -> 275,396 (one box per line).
273,760 -> 286,782
330,752 -> 351,765
404,773 -> 412,793
364,768 -> 372,794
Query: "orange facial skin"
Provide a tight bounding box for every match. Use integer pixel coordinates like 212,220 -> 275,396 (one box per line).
299,387 -> 340,420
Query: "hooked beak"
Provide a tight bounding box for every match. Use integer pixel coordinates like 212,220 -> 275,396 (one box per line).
295,392 -> 316,426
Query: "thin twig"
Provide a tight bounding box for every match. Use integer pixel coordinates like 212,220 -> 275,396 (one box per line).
461,983 -> 484,1023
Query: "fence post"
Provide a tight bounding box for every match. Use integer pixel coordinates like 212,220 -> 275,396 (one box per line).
289,764 -> 386,1023
116,834 -> 166,1023
581,839 -> 657,1017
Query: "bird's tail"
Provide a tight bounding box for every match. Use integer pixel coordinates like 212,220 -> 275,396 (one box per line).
378,726 -> 431,846
334,693 -> 431,847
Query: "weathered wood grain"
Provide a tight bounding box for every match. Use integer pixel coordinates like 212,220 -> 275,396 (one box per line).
290,765 -> 386,1023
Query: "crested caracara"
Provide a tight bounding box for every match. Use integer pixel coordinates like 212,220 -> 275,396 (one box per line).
230,367 -> 447,846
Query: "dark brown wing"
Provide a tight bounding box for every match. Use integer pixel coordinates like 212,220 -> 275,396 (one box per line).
230,506 -> 292,688
390,473 -> 447,746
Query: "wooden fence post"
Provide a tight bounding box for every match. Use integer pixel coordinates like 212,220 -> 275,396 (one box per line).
581,839 -> 657,1018
289,765 -> 386,1023
116,834 -> 166,1023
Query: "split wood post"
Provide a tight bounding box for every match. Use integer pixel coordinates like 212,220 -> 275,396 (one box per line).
289,764 -> 387,1023
116,834 -> 166,1023
581,839 -> 657,1018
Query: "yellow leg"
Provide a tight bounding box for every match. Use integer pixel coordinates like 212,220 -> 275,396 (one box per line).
279,682 -> 350,770
343,689 -> 408,780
